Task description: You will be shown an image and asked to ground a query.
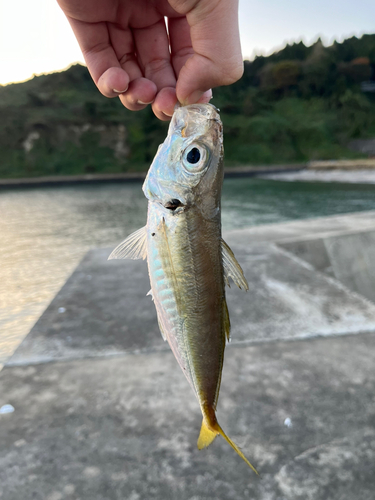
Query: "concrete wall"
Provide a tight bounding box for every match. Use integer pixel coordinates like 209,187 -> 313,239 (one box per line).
227,211 -> 375,304
279,229 -> 375,303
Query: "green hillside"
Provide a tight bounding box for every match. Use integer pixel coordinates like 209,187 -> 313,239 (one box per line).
1,34 -> 375,178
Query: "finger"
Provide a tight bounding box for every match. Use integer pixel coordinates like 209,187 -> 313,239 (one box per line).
150,87 -> 211,120
119,77 -> 157,111
197,89 -> 213,103
133,19 -> 177,92
168,16 -> 194,78
169,16 -> 214,105
171,0 -> 244,104
67,16 -> 129,97
177,55 -> 220,104
152,87 -> 178,120
107,23 -> 160,109
108,23 -> 143,82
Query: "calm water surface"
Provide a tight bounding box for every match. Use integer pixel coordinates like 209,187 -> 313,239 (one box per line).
1,177 -> 375,363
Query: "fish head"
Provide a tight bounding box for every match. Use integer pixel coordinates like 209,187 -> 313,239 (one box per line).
143,103 -> 224,219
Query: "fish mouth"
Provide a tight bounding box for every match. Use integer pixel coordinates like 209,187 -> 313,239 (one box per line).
164,199 -> 184,211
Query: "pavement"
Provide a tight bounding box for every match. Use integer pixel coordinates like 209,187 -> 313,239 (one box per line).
1,211 -> 375,500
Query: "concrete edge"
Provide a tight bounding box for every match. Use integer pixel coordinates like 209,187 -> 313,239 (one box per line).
6,327 -> 375,369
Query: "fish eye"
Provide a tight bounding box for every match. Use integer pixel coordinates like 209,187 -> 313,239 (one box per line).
182,144 -> 208,173
187,147 -> 200,164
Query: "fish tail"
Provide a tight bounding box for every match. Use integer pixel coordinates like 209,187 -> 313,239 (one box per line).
197,410 -> 259,475
197,418 -> 219,449
215,421 -> 259,475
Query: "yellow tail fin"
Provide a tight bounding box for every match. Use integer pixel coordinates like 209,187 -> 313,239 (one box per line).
197,418 -> 259,476
197,418 -> 219,449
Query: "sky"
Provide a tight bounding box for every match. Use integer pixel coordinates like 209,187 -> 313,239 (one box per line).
0,0 -> 374,85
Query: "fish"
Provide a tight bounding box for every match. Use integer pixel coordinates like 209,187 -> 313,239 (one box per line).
109,103 -> 258,474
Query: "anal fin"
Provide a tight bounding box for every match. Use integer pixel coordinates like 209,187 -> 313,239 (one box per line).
223,298 -> 231,343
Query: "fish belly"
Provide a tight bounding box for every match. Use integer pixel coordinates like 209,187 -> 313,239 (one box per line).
146,202 -> 226,411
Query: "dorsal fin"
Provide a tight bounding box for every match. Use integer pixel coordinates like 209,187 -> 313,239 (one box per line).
108,226 -> 147,260
221,239 -> 249,291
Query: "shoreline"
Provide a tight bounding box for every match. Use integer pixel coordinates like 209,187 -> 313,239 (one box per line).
0,164 -> 306,188
260,168 -> 375,184
1,159 -> 375,188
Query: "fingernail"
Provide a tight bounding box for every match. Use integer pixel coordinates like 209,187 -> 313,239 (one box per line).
186,90 -> 204,104
136,100 -> 154,105
113,87 -> 128,94
200,89 -> 213,102
186,89 -> 212,105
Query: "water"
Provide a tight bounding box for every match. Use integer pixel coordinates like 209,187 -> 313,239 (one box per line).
1,177 -> 375,363
221,177 -> 375,228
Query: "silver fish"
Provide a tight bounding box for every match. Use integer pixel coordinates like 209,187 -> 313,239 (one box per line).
109,103 -> 257,473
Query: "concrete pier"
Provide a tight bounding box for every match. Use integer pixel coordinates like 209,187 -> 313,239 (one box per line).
1,211 -> 375,499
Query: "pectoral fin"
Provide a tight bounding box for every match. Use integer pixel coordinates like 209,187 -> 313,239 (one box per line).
221,239 -> 249,291
108,226 -> 147,260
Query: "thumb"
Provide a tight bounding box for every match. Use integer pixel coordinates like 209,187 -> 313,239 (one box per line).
173,0 -> 243,104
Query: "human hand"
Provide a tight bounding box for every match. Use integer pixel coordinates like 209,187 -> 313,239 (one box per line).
57,0 -> 243,120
